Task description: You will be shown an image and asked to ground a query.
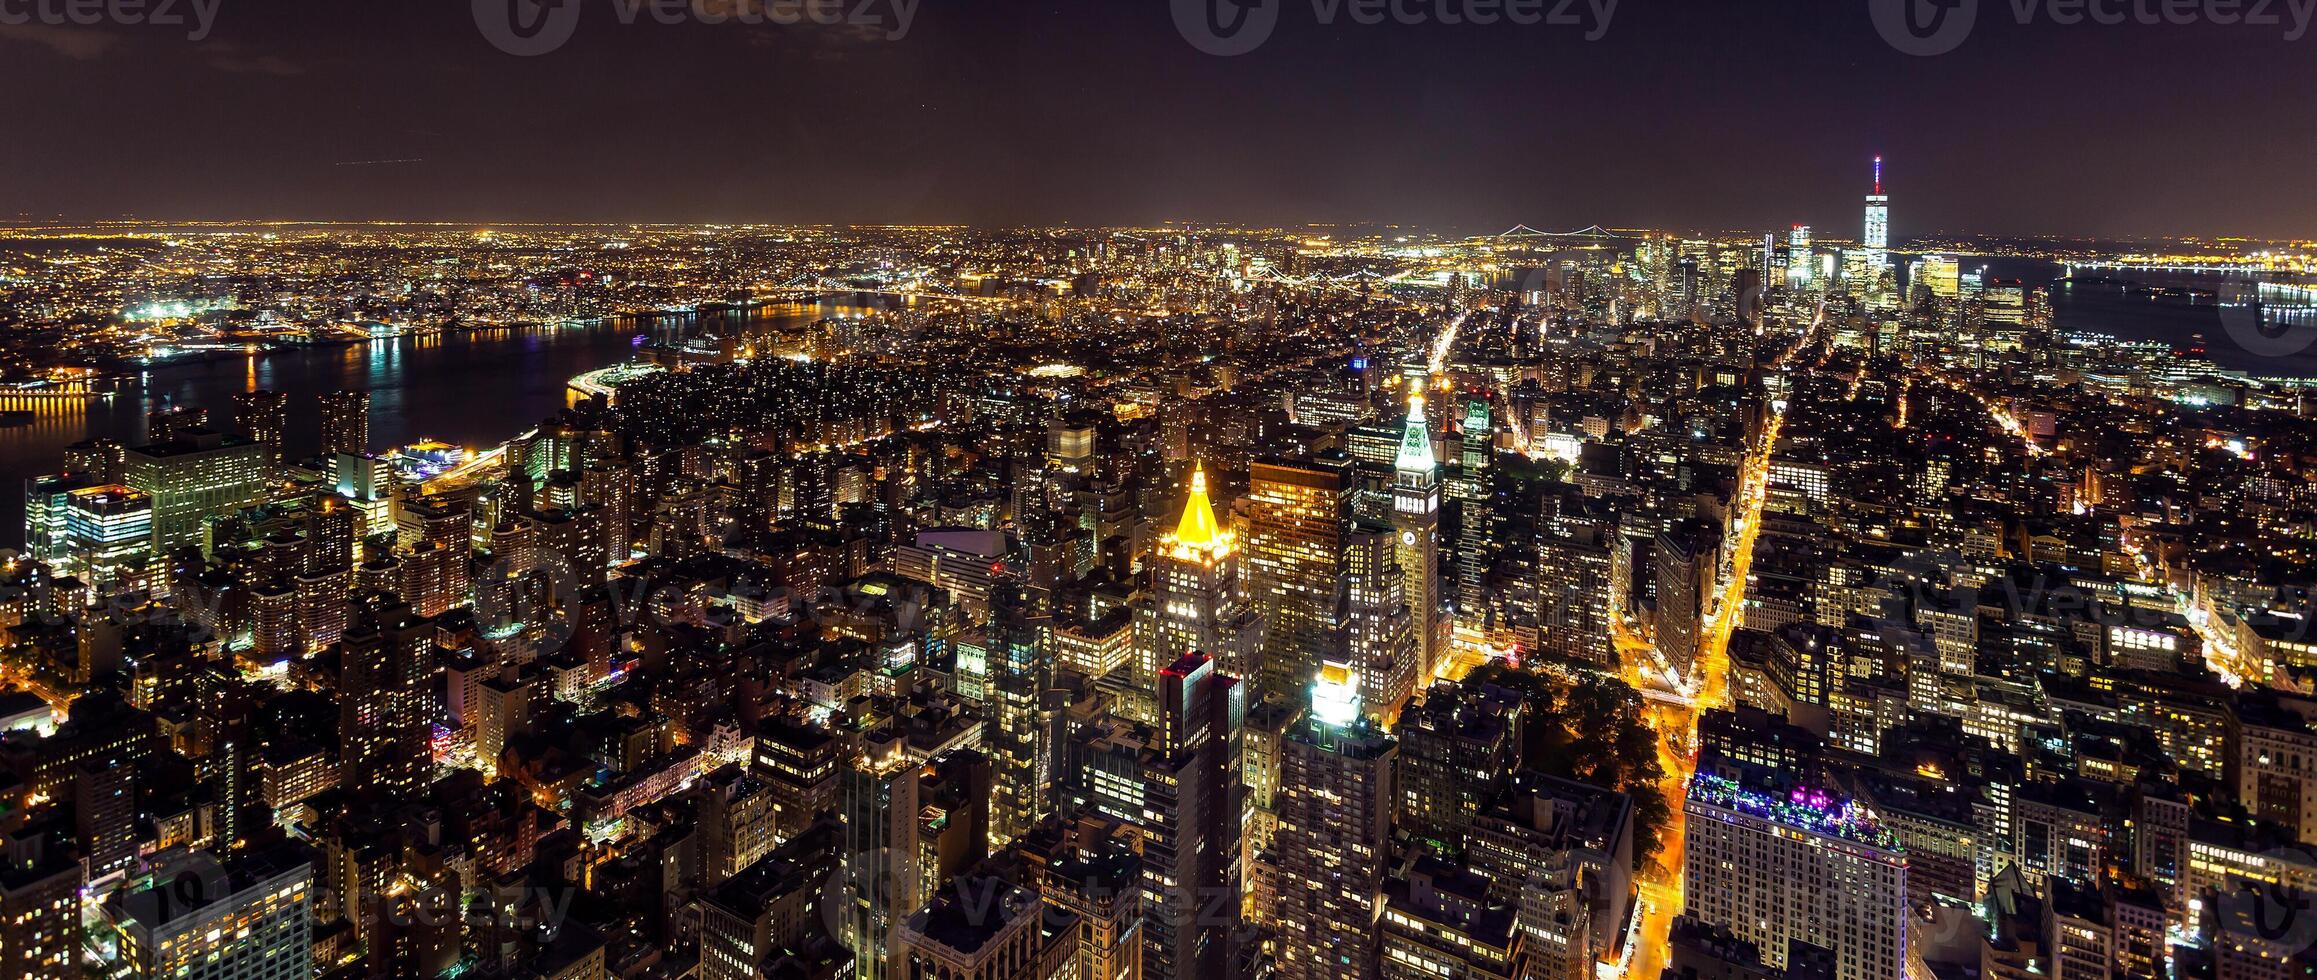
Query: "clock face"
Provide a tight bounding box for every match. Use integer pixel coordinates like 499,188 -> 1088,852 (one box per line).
1401,530 -> 1417,546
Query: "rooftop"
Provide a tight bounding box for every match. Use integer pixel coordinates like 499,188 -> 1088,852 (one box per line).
1686,774 -> 1902,853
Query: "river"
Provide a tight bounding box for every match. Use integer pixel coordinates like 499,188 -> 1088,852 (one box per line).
0,298 -> 894,546
1937,256 -> 2317,378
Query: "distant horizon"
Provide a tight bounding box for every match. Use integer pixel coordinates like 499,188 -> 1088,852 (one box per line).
0,216 -> 2309,250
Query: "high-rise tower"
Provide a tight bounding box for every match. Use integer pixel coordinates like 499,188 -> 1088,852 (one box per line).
123,434 -> 270,554
1246,458 -> 1348,705
1863,156 -> 1889,275
1344,521 -> 1417,720
1683,774 -> 1908,980
232,389 -> 288,473
1141,652 -> 1245,980
336,599 -> 437,801
841,731 -> 923,980
1141,465 -> 1263,685
1787,225 -> 1815,290
320,389 -> 371,458
1392,394 -> 1444,681
1256,665 -> 1397,980
985,584 -> 1052,848
1451,400 -> 1494,644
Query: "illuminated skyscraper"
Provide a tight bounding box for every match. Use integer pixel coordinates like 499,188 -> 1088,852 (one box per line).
1533,522 -> 1620,667
1141,652 -> 1245,980
335,600 -> 437,801
74,758 -> 137,881
334,452 -> 399,538
1246,458 -> 1349,704
1786,225 -> 1814,290
1344,521 -> 1418,720
1457,398 -> 1492,472
25,472 -> 99,566
1863,156 -> 1890,274
696,765 -> 781,889
1392,394 -> 1445,678
1914,254 -> 1962,301
231,389 -> 288,473
395,494 -> 472,617
985,584 -> 1053,848
1393,680 -> 1523,850
842,730 -> 923,980
1020,829 -> 1140,980
1682,775 -> 1909,980
122,433 -> 271,554
1258,665 -> 1397,980
1141,464 -> 1263,684
111,848 -> 315,980
297,496 -> 357,653
319,389 -> 371,457
1045,416 -> 1098,476
1451,399 -> 1494,636
62,485 -> 150,588
250,579 -> 298,661
580,462 -> 632,562
1653,520 -> 1716,682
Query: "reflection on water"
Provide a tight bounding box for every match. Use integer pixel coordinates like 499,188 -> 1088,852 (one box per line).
0,298 -> 892,546
1903,257 -> 2317,379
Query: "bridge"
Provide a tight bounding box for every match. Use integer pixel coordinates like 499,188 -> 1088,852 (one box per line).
1482,223 -> 1631,243
0,380 -> 116,410
2066,260 -> 2315,277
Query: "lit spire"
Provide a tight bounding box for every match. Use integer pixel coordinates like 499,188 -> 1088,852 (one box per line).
1873,155 -> 1883,196
1170,463 -> 1230,559
1396,393 -> 1436,476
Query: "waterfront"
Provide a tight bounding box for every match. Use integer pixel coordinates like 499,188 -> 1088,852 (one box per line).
1964,257 -> 2317,378
0,298 -> 892,545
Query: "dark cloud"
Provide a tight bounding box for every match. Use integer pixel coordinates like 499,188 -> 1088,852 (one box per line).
0,23 -> 124,59
205,49 -> 304,75
3,0 -> 2311,239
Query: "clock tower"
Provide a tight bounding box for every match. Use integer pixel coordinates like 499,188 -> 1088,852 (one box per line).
1392,391 -> 1445,676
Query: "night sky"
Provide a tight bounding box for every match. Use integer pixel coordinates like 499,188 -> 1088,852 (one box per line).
3,0 -> 2312,238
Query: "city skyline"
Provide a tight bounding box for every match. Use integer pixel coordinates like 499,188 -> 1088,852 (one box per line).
8,7 -> 2317,979
0,171 -> 2300,258
1,197 -> 2314,980
4,175 -> 2313,248
0,150 -> 2291,253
